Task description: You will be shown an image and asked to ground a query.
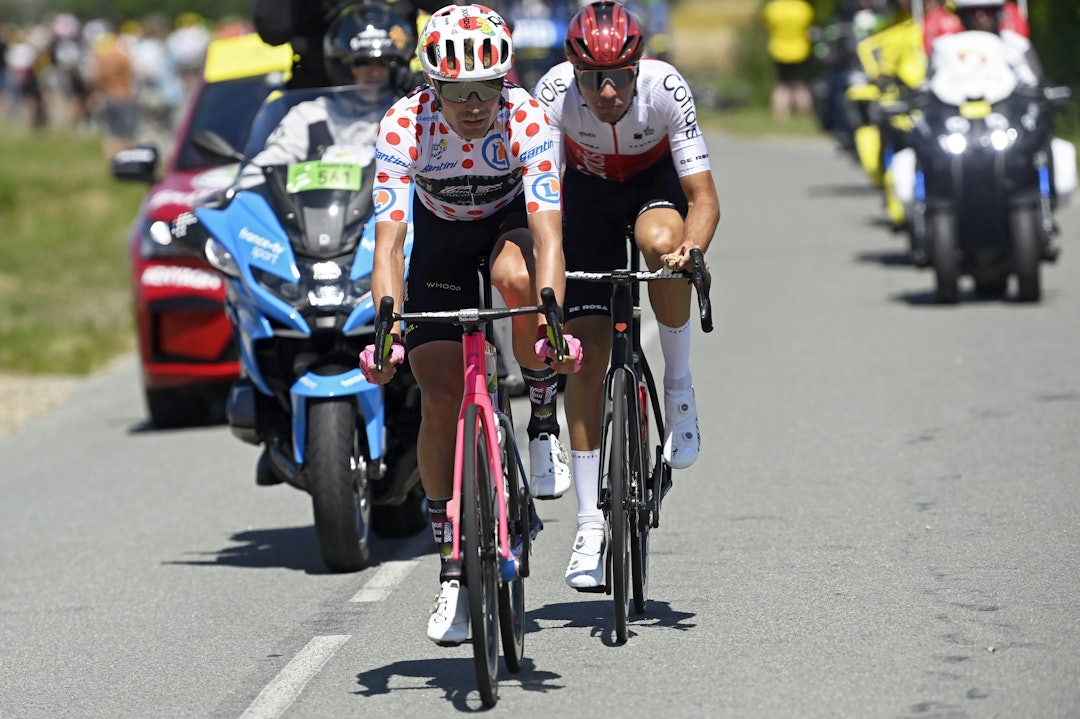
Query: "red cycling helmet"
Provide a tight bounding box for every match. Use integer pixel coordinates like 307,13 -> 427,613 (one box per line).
564,1 -> 645,71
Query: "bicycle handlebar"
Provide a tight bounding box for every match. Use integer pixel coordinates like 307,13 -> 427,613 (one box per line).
371,287 -> 568,370
564,247 -> 713,333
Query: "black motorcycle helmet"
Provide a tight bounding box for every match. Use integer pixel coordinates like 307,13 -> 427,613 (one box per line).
323,2 -> 418,87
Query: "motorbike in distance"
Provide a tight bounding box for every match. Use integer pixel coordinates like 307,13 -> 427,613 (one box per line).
886,30 -> 1077,303
155,86 -> 425,572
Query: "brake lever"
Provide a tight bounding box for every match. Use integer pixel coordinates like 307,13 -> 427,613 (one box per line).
539,287 -> 566,362
688,248 -> 713,333
373,296 -> 395,372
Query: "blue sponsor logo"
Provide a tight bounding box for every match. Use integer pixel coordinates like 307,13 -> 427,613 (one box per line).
482,135 -> 510,172
373,187 -> 396,215
376,148 -> 411,169
519,139 -> 553,163
531,173 -> 560,204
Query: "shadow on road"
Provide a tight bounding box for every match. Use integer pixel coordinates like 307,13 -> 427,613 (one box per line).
163,525 -> 433,574
354,656 -> 564,711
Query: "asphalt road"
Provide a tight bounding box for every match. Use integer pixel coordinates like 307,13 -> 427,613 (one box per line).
2,130 -> 1079,718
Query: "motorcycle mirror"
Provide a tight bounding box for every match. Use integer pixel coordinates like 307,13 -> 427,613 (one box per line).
191,130 -> 246,164
1044,86 -> 1072,107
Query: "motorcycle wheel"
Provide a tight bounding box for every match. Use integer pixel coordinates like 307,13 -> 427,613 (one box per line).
372,446 -> 427,538
1010,205 -> 1041,303
308,398 -> 370,572
928,210 -> 960,304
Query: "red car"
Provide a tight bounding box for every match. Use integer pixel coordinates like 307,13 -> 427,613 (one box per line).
112,34 -> 292,427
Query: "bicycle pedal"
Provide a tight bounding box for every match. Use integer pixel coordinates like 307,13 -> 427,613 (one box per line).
573,584 -> 607,594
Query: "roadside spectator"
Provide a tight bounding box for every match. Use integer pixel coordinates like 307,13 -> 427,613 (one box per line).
130,14 -> 182,149
6,27 -> 48,129
761,0 -> 815,120
90,29 -> 136,157
166,12 -> 211,107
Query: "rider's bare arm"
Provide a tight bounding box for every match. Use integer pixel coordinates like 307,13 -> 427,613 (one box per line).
664,170 -> 720,270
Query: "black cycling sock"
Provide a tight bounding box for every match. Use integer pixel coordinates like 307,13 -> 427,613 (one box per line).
429,497 -> 461,582
521,365 -> 559,440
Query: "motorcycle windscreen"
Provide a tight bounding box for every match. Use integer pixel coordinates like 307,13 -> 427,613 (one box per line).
275,161 -> 375,258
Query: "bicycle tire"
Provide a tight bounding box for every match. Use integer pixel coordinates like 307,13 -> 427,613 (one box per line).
630,372 -> 651,615
607,372 -> 632,643
498,395 -> 526,673
462,403 -> 499,707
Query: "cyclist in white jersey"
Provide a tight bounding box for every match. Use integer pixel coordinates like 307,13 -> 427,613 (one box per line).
533,0 -> 720,590
359,3 -> 579,646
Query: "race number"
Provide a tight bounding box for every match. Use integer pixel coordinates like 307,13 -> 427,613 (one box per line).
286,161 -> 362,193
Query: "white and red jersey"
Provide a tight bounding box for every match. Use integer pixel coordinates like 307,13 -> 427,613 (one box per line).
532,58 -> 712,183
373,83 -> 562,223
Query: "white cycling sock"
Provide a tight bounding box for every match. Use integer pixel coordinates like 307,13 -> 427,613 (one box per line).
571,449 -> 604,528
658,319 -> 693,390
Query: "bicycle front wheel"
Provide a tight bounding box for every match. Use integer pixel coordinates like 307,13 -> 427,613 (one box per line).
607,372 -> 632,643
497,394 -> 526,673
462,403 -> 499,707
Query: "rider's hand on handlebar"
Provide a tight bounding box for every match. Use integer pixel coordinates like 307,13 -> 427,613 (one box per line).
534,326 -> 583,374
662,245 -> 704,271
359,341 -> 404,384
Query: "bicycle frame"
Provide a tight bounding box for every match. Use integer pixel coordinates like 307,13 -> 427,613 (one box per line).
448,323 -> 515,578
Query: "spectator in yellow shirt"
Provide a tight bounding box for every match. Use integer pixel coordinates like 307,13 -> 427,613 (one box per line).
762,0 -> 815,120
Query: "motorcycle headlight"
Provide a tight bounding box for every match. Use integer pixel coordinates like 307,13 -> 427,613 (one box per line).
254,269 -> 302,301
205,238 -> 241,278
939,133 -> 968,155
989,128 -> 1017,151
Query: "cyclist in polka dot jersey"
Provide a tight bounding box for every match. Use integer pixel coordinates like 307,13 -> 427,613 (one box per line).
361,3 -> 579,646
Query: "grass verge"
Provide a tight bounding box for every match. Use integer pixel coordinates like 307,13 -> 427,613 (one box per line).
0,123 -> 144,375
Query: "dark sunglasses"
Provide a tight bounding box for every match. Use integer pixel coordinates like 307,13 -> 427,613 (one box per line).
433,78 -> 504,103
575,66 -> 637,92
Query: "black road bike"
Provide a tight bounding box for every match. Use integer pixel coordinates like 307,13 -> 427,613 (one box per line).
566,243 -> 712,643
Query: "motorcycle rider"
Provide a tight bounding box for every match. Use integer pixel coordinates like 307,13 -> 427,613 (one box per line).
238,3 -> 418,186
532,1 -> 720,589
926,0 -> 1041,88
359,4 -> 578,645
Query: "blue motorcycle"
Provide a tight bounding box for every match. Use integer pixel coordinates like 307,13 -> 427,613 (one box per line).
157,87 -> 424,572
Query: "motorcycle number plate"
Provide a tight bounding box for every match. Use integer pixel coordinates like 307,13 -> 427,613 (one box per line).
286,161 -> 362,193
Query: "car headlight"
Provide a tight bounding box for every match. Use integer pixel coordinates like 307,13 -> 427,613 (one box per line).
205,238 -> 241,277
254,269 -> 302,301
139,220 -> 188,258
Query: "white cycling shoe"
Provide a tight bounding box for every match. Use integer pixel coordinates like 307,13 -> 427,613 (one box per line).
426,580 -> 469,646
663,386 -> 700,470
565,526 -> 606,590
529,433 -> 571,499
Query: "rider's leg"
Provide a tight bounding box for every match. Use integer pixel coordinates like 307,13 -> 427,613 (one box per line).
635,208 -> 700,468
563,314 -> 611,588
491,227 -> 570,499
409,341 -> 471,645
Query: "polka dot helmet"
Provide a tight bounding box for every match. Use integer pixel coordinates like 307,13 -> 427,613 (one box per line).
419,4 -> 514,81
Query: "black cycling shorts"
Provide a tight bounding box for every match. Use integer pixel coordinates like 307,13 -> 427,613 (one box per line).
562,160 -> 688,321
403,192 -> 529,348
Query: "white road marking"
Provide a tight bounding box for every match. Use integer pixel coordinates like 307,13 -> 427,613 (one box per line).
349,559 -> 421,602
239,635 -> 350,719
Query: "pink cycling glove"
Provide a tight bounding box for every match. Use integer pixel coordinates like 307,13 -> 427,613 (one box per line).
359,341 -> 405,383
534,331 -> 583,373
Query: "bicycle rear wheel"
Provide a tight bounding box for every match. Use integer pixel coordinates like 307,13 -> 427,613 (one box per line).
497,395 -> 526,673
462,403 -> 499,707
607,372 -> 632,643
